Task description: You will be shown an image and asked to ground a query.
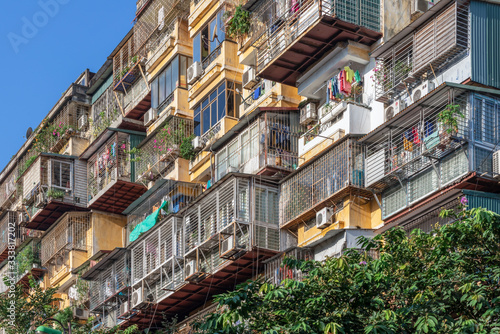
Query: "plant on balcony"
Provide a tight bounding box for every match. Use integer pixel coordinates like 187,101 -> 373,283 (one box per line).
180,135 -> 196,161
125,147 -> 143,162
437,104 -> 464,149
224,6 -> 251,41
18,155 -> 38,177
47,188 -> 65,200
16,244 -> 37,276
89,109 -> 119,139
156,120 -> 192,158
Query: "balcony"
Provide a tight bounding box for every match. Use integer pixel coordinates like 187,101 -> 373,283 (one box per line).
41,212 -> 92,286
123,175 -> 279,327
13,239 -> 44,287
299,100 -> 370,159
213,108 -> 303,181
134,117 -> 194,185
19,153 -> 88,230
360,83 -> 500,219
125,179 -> 202,244
122,78 -> 151,121
254,0 -> 381,86
240,80 -> 278,116
373,1 -> 469,103
264,247 -> 313,285
83,248 -> 129,318
175,303 -> 219,334
280,136 -> 369,229
90,84 -> 123,142
0,211 -> 44,263
85,130 -> 147,214
0,169 -> 17,210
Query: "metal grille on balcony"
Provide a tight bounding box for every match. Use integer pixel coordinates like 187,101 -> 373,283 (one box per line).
0,170 -> 17,209
91,86 -> 122,142
280,137 -> 365,228
134,117 -> 194,184
253,0 -> 381,86
264,247 -> 313,284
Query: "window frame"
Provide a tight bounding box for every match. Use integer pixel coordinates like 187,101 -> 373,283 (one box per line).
50,160 -> 73,191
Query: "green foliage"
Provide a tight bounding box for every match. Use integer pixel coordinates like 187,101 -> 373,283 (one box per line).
0,276 -> 60,334
16,244 -> 39,276
224,6 -> 251,40
126,147 -> 143,162
180,135 -> 196,161
192,207 -> 500,334
156,120 -> 190,156
89,109 -> 119,139
47,188 -> 65,200
437,104 -> 464,134
19,155 -> 38,177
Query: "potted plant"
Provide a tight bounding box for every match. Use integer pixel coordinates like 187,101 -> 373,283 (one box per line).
47,188 -> 65,201
224,6 -> 251,43
437,104 -> 464,150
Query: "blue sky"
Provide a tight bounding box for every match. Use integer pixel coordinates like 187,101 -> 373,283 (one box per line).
0,0 -> 134,169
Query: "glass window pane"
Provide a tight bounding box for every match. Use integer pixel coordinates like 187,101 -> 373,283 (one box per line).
202,97 -> 209,110
52,162 -> 61,187
180,56 -> 187,88
194,106 -> 201,137
159,71 -> 166,103
62,163 -> 71,188
201,26 -> 209,60
235,83 -> 242,118
165,64 -> 172,98
203,106 -> 210,134
217,10 -> 225,42
228,140 -> 239,168
218,92 -> 225,120
241,131 -> 249,163
218,81 -> 226,94
193,33 -> 201,64
210,18 -> 218,52
227,89 -> 234,117
171,56 -> 179,89
151,78 -> 158,109
211,101 -> 217,127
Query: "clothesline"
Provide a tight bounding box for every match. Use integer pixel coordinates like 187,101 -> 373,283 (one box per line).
313,65 -> 362,96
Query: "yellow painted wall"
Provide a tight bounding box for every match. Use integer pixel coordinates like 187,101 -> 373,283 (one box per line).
297,197 -> 382,247
165,158 -> 191,182
91,212 -> 127,255
189,0 -> 221,37
147,89 -> 191,136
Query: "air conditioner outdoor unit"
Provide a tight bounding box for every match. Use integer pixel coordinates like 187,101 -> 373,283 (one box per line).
73,307 -> 90,320
132,287 -> 145,309
185,260 -> 196,278
412,0 -> 429,14
192,136 -> 204,151
221,235 -> 235,256
144,108 -> 157,127
188,62 -> 203,85
243,67 -> 259,90
493,150 -> 500,178
158,6 -> 165,30
316,207 -> 334,229
300,103 -> 317,125
120,302 -> 129,316
18,212 -> 26,224
412,81 -> 435,102
78,114 -> 88,130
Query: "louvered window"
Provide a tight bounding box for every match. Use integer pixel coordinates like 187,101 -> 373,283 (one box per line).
219,181 -> 235,230
441,149 -> 468,185
255,186 -> 279,225
237,179 -> 250,221
382,183 -> 407,218
410,168 -> 438,204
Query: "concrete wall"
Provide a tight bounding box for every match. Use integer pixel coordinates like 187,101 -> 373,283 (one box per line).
383,0 -> 412,41
91,212 -> 127,256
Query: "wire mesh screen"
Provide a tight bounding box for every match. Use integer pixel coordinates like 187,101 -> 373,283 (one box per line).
91,85 -> 122,142
0,170 -> 17,208
280,138 -> 357,225
0,211 -> 16,254
88,132 -> 131,202
41,212 -> 91,265
135,117 -> 194,184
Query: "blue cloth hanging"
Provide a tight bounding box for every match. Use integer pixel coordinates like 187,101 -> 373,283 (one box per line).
253,86 -> 261,100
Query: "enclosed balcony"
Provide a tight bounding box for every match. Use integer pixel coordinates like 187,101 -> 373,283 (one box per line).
13,239 -> 44,287
0,168 -> 17,211
90,83 -> 124,142
264,247 -> 313,285
125,179 -> 202,244
19,153 -> 88,230
123,175 -> 279,328
373,0 -> 469,103
0,211 -> 44,263
280,136 -> 369,229
254,0 -> 381,86
213,108 -> 303,181
41,212 -> 92,286
83,248 -> 130,326
134,117 -> 194,185
84,129 -> 147,214
360,83 -> 500,219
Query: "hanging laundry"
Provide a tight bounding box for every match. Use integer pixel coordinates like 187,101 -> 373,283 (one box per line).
344,66 -> 355,83
354,70 -> 362,83
339,70 -> 345,94
403,137 -> 413,151
253,86 -> 261,100
424,121 -> 435,137
332,76 -> 339,98
412,126 -> 420,144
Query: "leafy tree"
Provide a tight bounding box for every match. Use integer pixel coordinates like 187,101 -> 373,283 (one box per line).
192,207 -> 500,334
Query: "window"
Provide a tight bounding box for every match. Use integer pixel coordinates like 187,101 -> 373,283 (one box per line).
473,95 -> 500,144
193,81 -> 242,137
151,55 -> 192,111
382,183 -> 407,218
193,10 -> 226,65
51,161 -> 72,190
255,186 -> 279,225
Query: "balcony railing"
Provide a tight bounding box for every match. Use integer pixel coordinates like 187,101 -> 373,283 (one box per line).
146,20 -> 177,70
255,0 -> 381,74
134,117 -> 194,184
202,44 -> 223,71
264,247 -> 313,285
364,89 -> 469,191
123,78 -> 150,114
241,80 -> 276,114
280,137 -> 365,228
0,171 -> 17,209
176,303 -> 220,334
0,212 -> 44,257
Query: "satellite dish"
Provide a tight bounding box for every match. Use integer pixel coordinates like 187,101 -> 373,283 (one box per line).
26,127 -> 33,139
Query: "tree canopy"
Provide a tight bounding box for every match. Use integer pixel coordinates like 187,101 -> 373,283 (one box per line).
193,207 -> 500,334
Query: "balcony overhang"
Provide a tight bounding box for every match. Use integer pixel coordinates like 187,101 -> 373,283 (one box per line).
125,91 -> 151,121
88,180 -> 147,215
25,201 -> 88,231
258,17 -> 381,87
297,41 -> 370,99
122,248 -> 277,329
80,128 -> 146,160
82,248 -> 127,280
17,266 -> 45,288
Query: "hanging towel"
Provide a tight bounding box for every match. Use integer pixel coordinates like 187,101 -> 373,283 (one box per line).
425,121 -> 435,137
253,86 -> 261,100
344,66 -> 355,83
403,137 -> 413,152
412,126 -> 420,144
339,71 -> 345,94
332,76 -> 339,97
354,70 -> 362,83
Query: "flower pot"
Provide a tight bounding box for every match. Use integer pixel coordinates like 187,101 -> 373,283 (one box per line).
438,131 -> 454,151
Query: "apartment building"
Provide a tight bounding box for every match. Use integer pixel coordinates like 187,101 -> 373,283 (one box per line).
1,0 -> 499,332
